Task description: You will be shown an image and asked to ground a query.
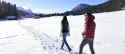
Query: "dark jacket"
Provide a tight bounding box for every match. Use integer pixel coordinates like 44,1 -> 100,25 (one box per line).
61,21 -> 70,32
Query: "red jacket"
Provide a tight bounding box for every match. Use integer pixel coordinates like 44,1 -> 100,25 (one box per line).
82,15 -> 96,38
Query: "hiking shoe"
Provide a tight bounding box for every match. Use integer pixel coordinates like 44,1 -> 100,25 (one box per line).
69,49 -> 72,52
60,47 -> 63,50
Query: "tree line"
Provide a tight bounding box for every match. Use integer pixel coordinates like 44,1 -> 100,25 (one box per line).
0,0 -> 18,19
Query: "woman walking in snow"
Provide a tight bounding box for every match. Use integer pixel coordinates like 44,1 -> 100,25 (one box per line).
79,12 -> 96,54
60,15 -> 72,52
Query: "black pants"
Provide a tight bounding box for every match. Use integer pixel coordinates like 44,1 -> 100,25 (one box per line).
79,38 -> 95,54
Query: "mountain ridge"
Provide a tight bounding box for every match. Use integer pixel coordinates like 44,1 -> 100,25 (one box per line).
71,4 -> 91,11
17,7 -> 33,13
64,0 -> 125,15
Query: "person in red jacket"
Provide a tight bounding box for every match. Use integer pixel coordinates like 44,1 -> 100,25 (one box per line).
79,12 -> 96,54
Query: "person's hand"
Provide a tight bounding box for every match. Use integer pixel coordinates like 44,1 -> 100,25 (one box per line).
83,35 -> 86,38
82,32 -> 85,35
82,31 -> 87,36
68,32 -> 70,36
60,33 -> 62,36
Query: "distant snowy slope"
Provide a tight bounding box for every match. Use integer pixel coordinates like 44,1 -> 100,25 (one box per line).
25,9 -> 33,13
17,7 -> 33,13
17,7 -> 25,11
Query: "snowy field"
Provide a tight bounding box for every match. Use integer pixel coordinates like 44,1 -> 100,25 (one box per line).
0,10 -> 125,54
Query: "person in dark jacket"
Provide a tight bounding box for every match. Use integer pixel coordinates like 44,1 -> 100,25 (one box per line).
79,12 -> 96,54
60,15 -> 72,52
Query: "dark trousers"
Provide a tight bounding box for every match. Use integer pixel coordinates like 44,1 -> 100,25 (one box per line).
61,32 -> 71,50
79,38 -> 95,54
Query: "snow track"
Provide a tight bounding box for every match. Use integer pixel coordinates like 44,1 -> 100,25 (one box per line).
18,21 -> 73,54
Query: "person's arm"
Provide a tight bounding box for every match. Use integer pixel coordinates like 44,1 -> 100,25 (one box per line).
67,24 -> 70,36
60,23 -> 63,36
82,16 -> 90,36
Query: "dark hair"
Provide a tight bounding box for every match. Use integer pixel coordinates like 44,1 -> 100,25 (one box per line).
61,15 -> 69,32
62,15 -> 68,23
85,12 -> 92,16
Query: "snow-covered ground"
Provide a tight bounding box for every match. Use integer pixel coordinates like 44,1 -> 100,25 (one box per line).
0,10 -> 125,54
